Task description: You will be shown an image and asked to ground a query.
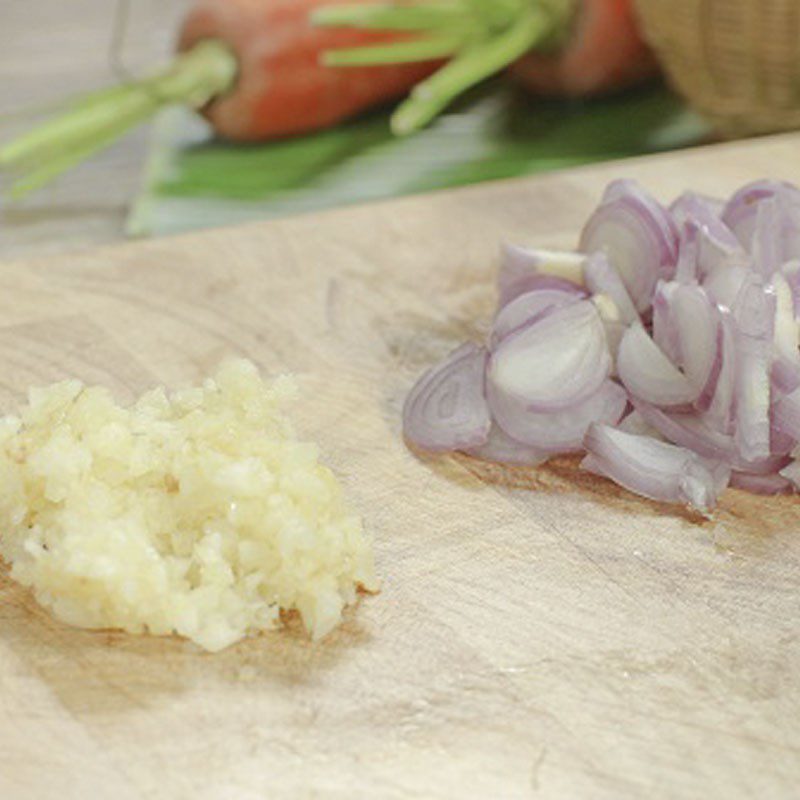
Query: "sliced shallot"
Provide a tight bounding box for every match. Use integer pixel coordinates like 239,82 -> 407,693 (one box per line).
772,358 -> 800,397
670,284 -> 721,407
722,179 -> 800,253
733,275 -> 775,462
463,423 -> 551,466
704,312 -> 736,434
771,424 -> 795,457
772,386 -> 800,440
630,400 -> 734,462
405,177 -> 800,511
617,322 -> 697,408
582,424 -> 730,514
751,196 -> 787,278
583,252 -> 638,324
697,229 -> 748,280
734,336 -> 772,462
617,409 -> 664,439
591,294 -> 626,366
670,191 -> 725,225
674,197 -> 745,285
703,262 -> 750,311
729,471 -> 794,495
674,221 -> 700,284
651,281 -> 681,364
733,453 -> 791,476
779,461 -> 800,491
402,343 -> 490,452
489,380 -> 627,452
498,243 -> 586,307
488,300 -> 610,413
491,287 -> 580,348
602,179 -> 681,254
631,400 -> 787,474
781,260 -> 800,317
579,180 -> 678,312
770,272 -> 800,395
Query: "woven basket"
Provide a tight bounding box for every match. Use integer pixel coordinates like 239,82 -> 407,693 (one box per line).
634,0 -> 800,136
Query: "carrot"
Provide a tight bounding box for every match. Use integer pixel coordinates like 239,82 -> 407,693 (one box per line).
0,0 -> 441,196
0,0 -> 656,196
178,0 -> 443,141
317,0 -> 657,134
510,0 -> 658,96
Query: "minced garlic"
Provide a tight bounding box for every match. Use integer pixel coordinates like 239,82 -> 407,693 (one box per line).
0,360 -> 376,651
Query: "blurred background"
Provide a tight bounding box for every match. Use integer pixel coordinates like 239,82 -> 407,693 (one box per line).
0,0 -> 791,260
0,1 -> 187,257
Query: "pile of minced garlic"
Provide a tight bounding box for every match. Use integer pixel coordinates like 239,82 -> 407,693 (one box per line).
0,360 -> 375,651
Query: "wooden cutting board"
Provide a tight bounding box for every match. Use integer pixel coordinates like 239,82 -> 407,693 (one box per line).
1,134 -> 799,800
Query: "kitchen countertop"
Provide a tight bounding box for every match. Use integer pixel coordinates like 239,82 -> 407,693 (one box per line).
0,0 -> 189,260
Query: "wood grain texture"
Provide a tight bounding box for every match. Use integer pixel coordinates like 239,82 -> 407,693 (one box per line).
1,136 -> 800,800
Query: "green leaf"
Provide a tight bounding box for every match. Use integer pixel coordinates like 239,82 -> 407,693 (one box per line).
129,82 -> 710,237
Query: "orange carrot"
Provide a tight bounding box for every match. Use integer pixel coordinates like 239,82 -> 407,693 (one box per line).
510,0 -> 658,97
179,0 -> 442,141
0,0 -> 441,195
319,0 -> 658,133
0,0 -> 657,196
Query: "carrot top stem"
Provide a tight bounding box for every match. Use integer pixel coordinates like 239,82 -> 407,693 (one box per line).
394,9 -> 553,134
314,0 -> 577,135
0,40 -> 237,198
312,3 -> 468,31
321,32 -> 469,66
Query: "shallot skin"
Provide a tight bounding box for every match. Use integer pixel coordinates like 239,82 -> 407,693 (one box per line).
402,343 -> 491,453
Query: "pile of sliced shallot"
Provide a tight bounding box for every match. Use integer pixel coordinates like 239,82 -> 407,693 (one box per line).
403,179 -> 800,514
